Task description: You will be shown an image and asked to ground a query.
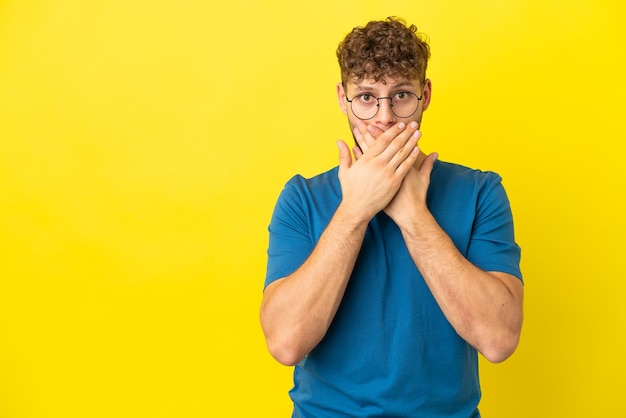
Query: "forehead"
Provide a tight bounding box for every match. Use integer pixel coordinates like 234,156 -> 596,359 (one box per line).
348,76 -> 420,93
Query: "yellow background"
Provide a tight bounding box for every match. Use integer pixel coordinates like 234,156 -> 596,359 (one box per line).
1,0 -> 624,417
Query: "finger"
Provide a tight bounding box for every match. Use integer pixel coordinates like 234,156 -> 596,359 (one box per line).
355,119 -> 384,150
394,144 -> 420,175
353,120 -> 374,154
336,140 -> 353,169
383,124 -> 420,166
366,124 -> 384,138
367,122 -> 410,159
418,152 -> 439,175
388,129 -> 422,174
395,149 -> 419,177
353,127 -> 369,154
353,145 -> 363,160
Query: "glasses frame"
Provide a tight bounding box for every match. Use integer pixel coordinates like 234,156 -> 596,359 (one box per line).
345,91 -> 423,120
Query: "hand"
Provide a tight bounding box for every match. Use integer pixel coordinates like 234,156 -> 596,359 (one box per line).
336,121 -> 420,224
384,152 -> 437,228
353,120 -> 438,228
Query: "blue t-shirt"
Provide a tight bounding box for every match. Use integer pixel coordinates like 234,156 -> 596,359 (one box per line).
265,160 -> 522,417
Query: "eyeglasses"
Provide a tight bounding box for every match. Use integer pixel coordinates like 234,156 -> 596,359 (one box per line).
346,91 -> 422,120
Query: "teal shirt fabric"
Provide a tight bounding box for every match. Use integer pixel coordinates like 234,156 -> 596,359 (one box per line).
265,160 -> 522,417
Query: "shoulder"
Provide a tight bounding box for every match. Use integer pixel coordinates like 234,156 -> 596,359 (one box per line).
280,166 -> 341,202
269,166 -> 341,246
271,166 -> 341,225
285,166 -> 339,188
431,159 -> 503,189
428,159 -> 511,216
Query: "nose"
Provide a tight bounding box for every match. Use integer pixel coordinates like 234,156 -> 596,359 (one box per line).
375,97 -> 395,125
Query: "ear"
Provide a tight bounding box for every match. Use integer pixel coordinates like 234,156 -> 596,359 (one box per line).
337,83 -> 348,114
421,79 -> 432,111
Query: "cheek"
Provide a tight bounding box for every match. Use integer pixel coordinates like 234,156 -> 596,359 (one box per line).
345,113 -> 357,130
414,112 -> 423,127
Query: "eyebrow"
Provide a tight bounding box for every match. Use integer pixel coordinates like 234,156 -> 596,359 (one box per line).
354,80 -> 416,92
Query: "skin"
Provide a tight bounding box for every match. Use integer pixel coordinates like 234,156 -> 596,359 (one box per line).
260,76 -> 524,366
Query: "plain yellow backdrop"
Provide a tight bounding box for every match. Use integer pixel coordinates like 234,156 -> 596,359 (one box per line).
1,0 -> 625,417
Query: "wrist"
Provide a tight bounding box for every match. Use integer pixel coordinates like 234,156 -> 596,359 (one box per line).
397,205 -> 434,239
334,201 -> 372,232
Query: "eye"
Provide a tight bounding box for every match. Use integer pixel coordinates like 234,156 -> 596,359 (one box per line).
394,91 -> 410,101
358,94 -> 374,103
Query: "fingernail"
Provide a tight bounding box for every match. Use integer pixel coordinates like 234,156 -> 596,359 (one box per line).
398,122 -> 406,129
410,121 -> 418,129
412,130 -> 421,138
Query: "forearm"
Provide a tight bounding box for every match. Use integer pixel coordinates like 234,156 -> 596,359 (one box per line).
260,204 -> 368,366
400,208 -> 524,363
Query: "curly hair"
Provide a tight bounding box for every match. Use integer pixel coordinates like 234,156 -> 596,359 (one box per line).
336,17 -> 430,86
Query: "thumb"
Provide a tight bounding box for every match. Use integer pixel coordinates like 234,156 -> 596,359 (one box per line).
337,140 -> 353,169
419,152 -> 439,175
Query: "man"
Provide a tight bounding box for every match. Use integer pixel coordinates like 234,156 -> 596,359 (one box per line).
260,17 -> 523,417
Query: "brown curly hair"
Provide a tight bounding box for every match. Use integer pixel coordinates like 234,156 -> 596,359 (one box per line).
336,17 -> 430,86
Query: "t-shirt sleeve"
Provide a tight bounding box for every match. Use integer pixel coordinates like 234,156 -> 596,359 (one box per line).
466,173 -> 523,282
264,176 -> 315,289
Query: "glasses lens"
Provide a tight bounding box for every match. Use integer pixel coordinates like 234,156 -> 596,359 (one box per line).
350,95 -> 379,120
391,92 -> 419,118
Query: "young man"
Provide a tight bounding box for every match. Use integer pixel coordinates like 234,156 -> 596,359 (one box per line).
261,17 -> 523,417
